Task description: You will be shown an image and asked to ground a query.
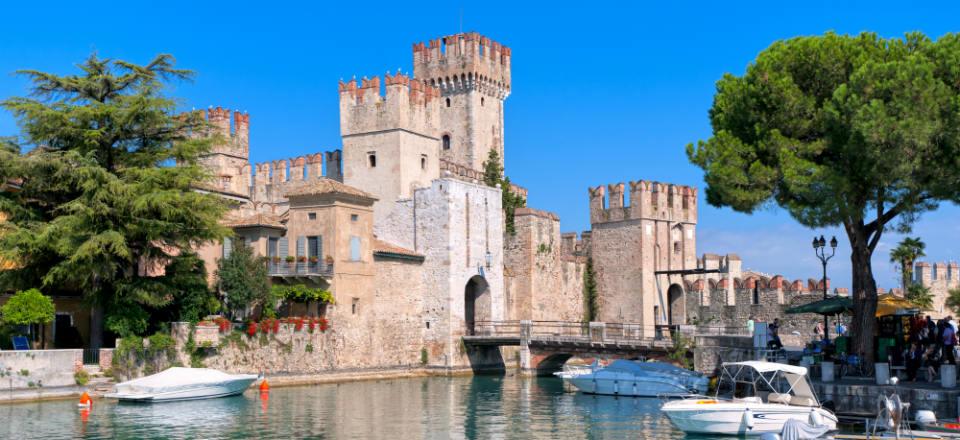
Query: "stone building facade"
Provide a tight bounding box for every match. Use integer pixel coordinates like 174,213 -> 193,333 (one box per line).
916,261 -> 960,318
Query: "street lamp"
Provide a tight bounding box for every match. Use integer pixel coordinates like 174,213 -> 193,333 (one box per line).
813,235 -> 838,340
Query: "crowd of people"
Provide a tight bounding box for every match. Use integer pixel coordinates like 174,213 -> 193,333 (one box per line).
903,314 -> 959,382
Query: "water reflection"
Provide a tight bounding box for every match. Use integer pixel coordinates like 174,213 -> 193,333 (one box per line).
0,375 -> 691,439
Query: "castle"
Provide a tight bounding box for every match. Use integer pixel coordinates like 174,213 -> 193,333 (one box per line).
185,32 -> 843,372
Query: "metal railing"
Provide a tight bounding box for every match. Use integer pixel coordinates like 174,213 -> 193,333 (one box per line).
82,348 -> 100,365
470,320 -> 665,345
691,325 -> 753,336
267,261 -> 334,276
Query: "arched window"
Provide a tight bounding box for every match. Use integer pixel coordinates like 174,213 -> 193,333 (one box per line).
752,285 -> 760,305
442,135 -> 451,150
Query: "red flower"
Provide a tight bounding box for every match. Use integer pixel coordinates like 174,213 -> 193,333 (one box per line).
319,317 -> 329,332
308,318 -> 317,333
294,318 -> 304,331
246,322 -> 257,337
260,320 -> 271,334
273,319 -> 280,333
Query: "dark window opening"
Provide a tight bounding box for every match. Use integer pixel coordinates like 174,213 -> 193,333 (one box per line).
351,214 -> 359,222
481,97 -> 485,106
446,98 -> 451,108
752,286 -> 760,305
426,322 -> 430,329
368,153 -> 376,168
673,241 -> 681,254
421,155 -> 427,170
442,135 -> 451,150
308,212 -> 316,220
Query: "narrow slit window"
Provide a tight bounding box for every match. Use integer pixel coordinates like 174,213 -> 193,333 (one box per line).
421,154 -> 427,170
368,153 -> 376,168
442,135 -> 451,150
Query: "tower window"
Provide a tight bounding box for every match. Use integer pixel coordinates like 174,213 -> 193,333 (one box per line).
368,153 -> 376,168
308,212 -> 317,220
446,98 -> 451,108
442,135 -> 451,150
421,154 -> 427,170
481,97 -> 485,106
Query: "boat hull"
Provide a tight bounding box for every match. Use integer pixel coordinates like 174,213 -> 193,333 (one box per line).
568,376 -> 695,397
661,401 -> 838,436
106,377 -> 258,403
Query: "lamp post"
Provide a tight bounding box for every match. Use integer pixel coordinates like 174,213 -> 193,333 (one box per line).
813,235 -> 838,340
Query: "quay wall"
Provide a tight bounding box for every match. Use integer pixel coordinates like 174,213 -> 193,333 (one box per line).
0,349 -> 82,389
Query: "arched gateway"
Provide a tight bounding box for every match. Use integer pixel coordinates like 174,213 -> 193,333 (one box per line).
464,275 -> 491,335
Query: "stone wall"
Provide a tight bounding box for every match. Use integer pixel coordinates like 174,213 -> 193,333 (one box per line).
0,349 -> 82,389
504,208 -> 585,322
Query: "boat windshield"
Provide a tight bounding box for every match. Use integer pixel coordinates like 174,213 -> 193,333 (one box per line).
715,363 -> 820,407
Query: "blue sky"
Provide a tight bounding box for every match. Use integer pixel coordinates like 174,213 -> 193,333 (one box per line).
2,1 -> 959,289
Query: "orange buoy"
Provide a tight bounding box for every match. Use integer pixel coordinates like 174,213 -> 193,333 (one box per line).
78,391 -> 92,407
259,379 -> 270,392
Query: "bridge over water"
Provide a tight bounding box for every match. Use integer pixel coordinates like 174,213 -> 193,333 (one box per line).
462,321 -> 685,375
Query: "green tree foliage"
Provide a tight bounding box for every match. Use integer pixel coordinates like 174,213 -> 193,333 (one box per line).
482,150 -> 526,235
906,283 -> 934,310
0,54 -> 228,338
890,237 -> 926,290
945,287 -> 960,316
215,242 -> 271,319
686,32 -> 960,362
1,288 -> 54,346
1,288 -> 54,326
583,257 -> 599,322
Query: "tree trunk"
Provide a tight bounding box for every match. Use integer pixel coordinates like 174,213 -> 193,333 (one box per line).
848,225 -> 879,365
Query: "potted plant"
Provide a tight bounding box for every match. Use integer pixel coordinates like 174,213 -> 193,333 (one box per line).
297,256 -> 307,263
285,256 -> 295,264
325,255 -> 334,265
272,256 -> 281,263
309,256 -> 319,264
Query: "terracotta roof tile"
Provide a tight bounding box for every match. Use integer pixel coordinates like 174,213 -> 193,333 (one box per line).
223,212 -> 286,229
284,178 -> 376,200
373,239 -> 424,260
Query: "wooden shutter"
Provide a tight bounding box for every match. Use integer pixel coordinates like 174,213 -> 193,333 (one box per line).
297,236 -> 306,257
317,236 -> 323,259
278,237 -> 288,257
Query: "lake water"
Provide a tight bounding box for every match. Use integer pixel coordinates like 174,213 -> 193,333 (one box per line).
0,375 -> 732,439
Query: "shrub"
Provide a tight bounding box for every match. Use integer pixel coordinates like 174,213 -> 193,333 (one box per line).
74,369 -> 89,386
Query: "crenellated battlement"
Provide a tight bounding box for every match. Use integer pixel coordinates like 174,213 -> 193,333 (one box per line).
201,106 -> 249,159
339,72 -> 442,137
247,150 -> 344,204
439,159 -> 528,199
413,32 -> 511,99
588,180 -> 697,225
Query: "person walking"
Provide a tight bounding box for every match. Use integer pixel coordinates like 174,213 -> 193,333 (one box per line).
927,315 -> 938,345
814,321 -> 825,341
747,315 -> 755,336
906,342 -> 924,381
943,322 -> 957,365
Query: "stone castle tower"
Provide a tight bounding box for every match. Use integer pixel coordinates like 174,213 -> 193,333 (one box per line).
588,181 -> 698,336
413,32 -> 511,171
198,107 -> 251,195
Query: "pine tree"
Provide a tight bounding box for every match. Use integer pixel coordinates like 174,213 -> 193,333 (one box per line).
0,54 -> 228,338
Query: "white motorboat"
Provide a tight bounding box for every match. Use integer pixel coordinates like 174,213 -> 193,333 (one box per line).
555,359 -> 709,397
661,361 -> 837,436
105,367 -> 259,402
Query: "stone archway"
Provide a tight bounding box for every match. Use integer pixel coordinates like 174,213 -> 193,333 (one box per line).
464,276 -> 491,335
667,284 -> 684,326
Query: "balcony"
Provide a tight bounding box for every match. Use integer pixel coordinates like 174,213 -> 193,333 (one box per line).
267,261 -> 334,279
